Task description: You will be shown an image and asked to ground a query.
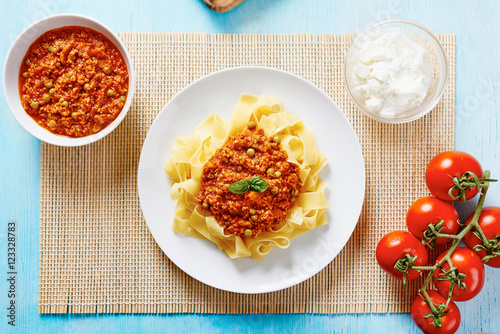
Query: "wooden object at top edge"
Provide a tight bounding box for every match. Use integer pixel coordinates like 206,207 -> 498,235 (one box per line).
203,0 -> 246,13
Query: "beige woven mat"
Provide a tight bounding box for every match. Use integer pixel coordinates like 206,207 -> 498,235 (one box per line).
39,33 -> 455,314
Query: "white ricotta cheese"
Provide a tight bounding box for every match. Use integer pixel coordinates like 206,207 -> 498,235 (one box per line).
352,32 -> 431,117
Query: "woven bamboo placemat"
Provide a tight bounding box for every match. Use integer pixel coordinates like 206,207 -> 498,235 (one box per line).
39,32 -> 455,314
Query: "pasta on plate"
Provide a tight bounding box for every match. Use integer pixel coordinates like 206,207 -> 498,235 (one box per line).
164,94 -> 328,260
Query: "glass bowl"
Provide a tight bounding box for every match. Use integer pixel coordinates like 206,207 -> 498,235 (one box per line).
344,19 -> 449,124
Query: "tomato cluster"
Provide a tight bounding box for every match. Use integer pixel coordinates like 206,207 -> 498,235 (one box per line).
375,151 -> 500,334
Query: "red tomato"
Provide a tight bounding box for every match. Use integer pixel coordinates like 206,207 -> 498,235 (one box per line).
425,151 -> 483,202
433,247 -> 485,301
464,206 -> 500,268
376,231 -> 429,281
411,290 -> 461,334
406,196 -> 460,247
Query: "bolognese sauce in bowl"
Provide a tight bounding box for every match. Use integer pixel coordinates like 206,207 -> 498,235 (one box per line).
3,14 -> 134,146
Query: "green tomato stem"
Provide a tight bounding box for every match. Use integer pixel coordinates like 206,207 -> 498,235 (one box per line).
412,266 -> 436,271
433,233 -> 462,240
418,170 -> 491,316
420,289 -> 440,315
474,221 -> 492,249
448,171 -> 496,201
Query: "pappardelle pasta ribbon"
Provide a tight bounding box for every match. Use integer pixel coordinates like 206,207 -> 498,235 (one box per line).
164,94 -> 328,260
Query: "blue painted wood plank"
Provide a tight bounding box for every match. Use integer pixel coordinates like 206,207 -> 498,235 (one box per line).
1,0 -> 499,333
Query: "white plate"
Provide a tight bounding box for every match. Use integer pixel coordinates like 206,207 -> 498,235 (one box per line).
138,67 -> 365,294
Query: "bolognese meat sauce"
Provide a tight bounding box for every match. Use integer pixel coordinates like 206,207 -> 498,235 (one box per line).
19,26 -> 129,137
197,125 -> 302,238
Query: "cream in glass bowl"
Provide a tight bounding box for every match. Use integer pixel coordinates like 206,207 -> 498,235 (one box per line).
344,19 -> 449,124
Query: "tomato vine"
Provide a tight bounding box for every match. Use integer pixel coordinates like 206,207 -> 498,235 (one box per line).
377,152 -> 500,334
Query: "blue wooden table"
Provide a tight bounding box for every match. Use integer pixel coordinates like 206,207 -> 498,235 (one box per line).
1,0 -> 499,333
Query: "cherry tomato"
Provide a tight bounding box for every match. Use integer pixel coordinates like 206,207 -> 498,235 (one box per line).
464,206 -> 500,268
376,231 -> 429,281
406,196 -> 460,247
411,290 -> 460,334
425,151 -> 483,202
433,247 -> 485,301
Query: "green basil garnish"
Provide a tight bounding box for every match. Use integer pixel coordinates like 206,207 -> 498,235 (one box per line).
228,176 -> 269,194
249,176 -> 269,193
228,180 -> 251,194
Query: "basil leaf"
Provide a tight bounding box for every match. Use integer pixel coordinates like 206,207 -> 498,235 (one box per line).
228,179 -> 251,194
228,176 -> 269,194
249,176 -> 269,193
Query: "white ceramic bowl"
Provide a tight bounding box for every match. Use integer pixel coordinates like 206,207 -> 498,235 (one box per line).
3,14 -> 135,146
344,19 -> 449,124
